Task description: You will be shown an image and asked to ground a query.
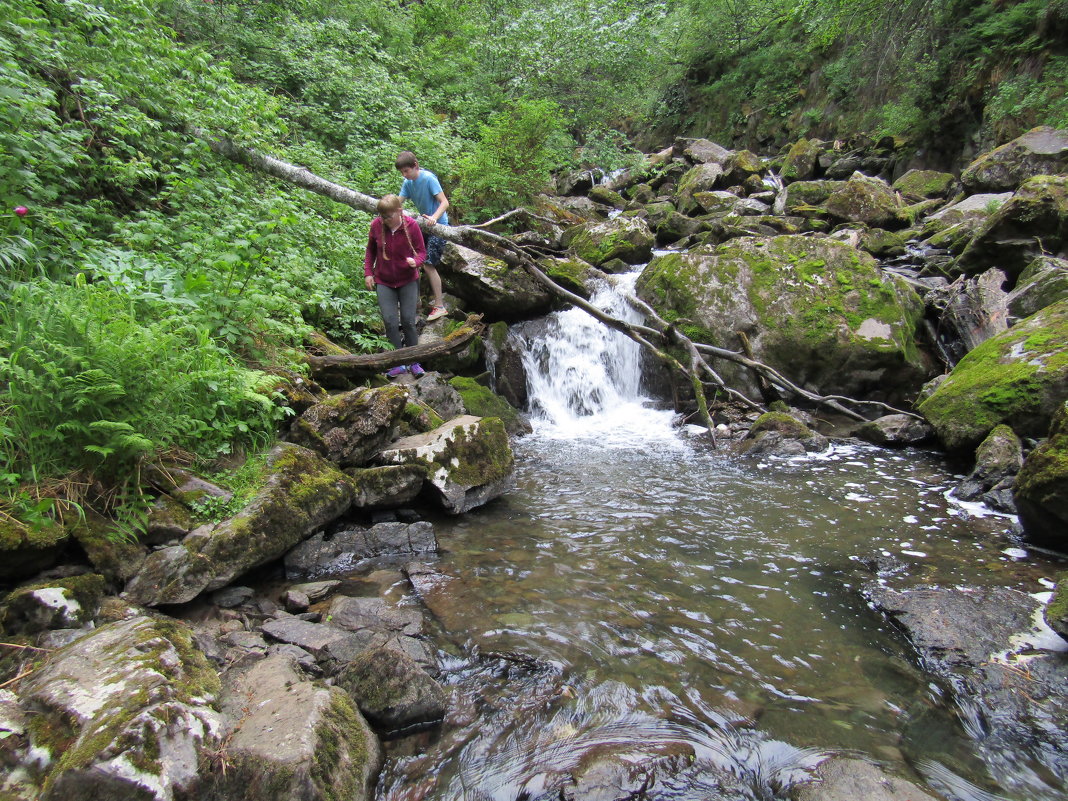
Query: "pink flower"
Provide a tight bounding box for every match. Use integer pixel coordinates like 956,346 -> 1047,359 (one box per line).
14,206 -> 28,216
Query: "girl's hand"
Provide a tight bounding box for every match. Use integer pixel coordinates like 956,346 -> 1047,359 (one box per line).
406,257 -> 417,267
365,275 -> 375,290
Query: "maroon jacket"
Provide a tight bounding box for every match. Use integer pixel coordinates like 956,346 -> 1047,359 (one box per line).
363,214 -> 426,288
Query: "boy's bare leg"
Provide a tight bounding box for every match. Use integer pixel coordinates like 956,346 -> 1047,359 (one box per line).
423,264 -> 445,310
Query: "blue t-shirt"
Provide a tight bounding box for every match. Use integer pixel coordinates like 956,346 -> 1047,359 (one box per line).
399,169 -> 449,226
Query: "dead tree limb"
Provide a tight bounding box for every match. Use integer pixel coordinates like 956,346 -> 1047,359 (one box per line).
201,133 -> 922,428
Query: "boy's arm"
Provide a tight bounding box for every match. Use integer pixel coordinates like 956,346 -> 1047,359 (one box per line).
426,191 -> 449,224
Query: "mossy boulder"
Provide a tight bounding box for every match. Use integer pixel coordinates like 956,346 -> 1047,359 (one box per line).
68,512 -> 147,582
1014,401 -> 1068,550
674,162 -> 726,215
656,210 -> 706,245
825,172 -> 906,228
537,255 -> 594,298
738,412 -> 829,457
723,149 -> 764,185
0,515 -> 66,583
859,228 -> 910,258
21,615 -> 223,801
124,443 -> 356,606
344,465 -> 427,510
145,493 -> 194,545
566,217 -> 655,267
0,573 -> 106,634
1044,574 -> 1068,641
287,385 -> 409,468
784,180 -> 843,212
635,235 -> 928,402
918,299 -> 1068,451
1007,256 -> 1068,320
448,376 -> 527,435
781,138 -> 823,182
855,414 -> 934,447
958,175 -> 1068,280
953,424 -> 1023,509
440,243 -> 554,320
892,169 -> 958,200
336,646 -> 447,732
961,125 -> 1068,193
216,652 -> 381,801
679,138 -> 732,165
588,185 -> 626,209
376,415 -> 515,514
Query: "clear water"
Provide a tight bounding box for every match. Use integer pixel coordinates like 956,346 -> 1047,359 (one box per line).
371,277 -> 1067,801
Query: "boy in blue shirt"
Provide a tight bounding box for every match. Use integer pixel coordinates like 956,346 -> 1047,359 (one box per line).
396,151 -> 449,321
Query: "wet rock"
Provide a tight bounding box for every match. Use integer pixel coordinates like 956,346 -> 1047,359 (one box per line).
1045,575 -> 1068,641
377,416 -> 515,515
1006,255 -> 1068,320
588,185 -> 625,209
336,647 -> 447,731
286,385 -> 409,468
538,255 -> 596,298
216,653 -> 381,801
449,375 -> 530,435
0,573 -> 106,634
865,584 -> 1068,780
790,757 -> 937,801
124,444 -> 355,606
491,329 -> 530,410
326,595 -> 424,637
344,464 -> 427,510
924,268 -> 1010,362
285,521 -> 438,579
917,298 -> 1068,452
19,615 -> 223,801
854,414 -> 934,447
565,217 -> 655,267
953,424 -> 1022,504
441,243 -> 555,320
961,125 -> 1068,193
260,617 -> 371,664
958,174 -> 1068,279
892,169 -> 957,201
738,412 -> 829,457
1014,401 -> 1068,550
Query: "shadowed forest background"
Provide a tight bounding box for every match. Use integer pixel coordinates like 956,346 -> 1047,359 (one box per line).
2,0 -> 1066,531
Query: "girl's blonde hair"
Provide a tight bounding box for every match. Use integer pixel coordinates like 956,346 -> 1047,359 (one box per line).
375,194 -> 416,262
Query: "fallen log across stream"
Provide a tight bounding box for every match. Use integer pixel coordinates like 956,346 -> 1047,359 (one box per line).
200,132 -> 921,434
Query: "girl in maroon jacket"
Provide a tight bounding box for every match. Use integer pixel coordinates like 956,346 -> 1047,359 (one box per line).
364,194 -> 427,377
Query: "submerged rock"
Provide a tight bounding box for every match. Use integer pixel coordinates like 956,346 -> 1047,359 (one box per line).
790,757 -> 938,801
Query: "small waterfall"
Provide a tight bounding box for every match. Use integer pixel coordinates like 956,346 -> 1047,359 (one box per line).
516,272 -> 681,444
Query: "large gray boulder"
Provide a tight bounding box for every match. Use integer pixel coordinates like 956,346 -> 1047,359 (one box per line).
1007,256 -> 1068,320
958,174 -> 1068,279
0,573 -> 106,634
925,268 -> 1010,363
674,162 -> 726,214
961,125 -> 1068,192
216,653 -> 381,801
824,172 -> 905,228
124,444 -> 355,606
791,758 -> 938,801
440,243 -> 554,320
17,616 -> 223,801
336,647 -> 448,731
287,385 -> 409,467
636,235 -> 928,402
376,416 -> 515,514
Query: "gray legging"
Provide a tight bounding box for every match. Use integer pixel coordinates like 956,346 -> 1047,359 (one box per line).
376,280 -> 420,349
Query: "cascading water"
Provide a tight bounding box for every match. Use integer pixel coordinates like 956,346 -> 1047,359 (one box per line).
514,270 -> 682,444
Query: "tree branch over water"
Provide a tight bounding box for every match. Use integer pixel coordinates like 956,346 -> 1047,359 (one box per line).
201,133 -> 919,428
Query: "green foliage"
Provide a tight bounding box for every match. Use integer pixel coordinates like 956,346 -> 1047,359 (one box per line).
454,97 -> 575,219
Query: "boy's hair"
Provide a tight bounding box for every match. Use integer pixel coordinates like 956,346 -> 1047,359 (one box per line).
395,151 -> 418,170
377,194 -> 403,215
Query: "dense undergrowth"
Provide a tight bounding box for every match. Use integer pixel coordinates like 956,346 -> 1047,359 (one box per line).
1,0 -> 1065,538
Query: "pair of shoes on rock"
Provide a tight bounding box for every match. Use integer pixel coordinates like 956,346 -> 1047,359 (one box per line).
426,305 -> 448,322
385,363 -> 425,379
